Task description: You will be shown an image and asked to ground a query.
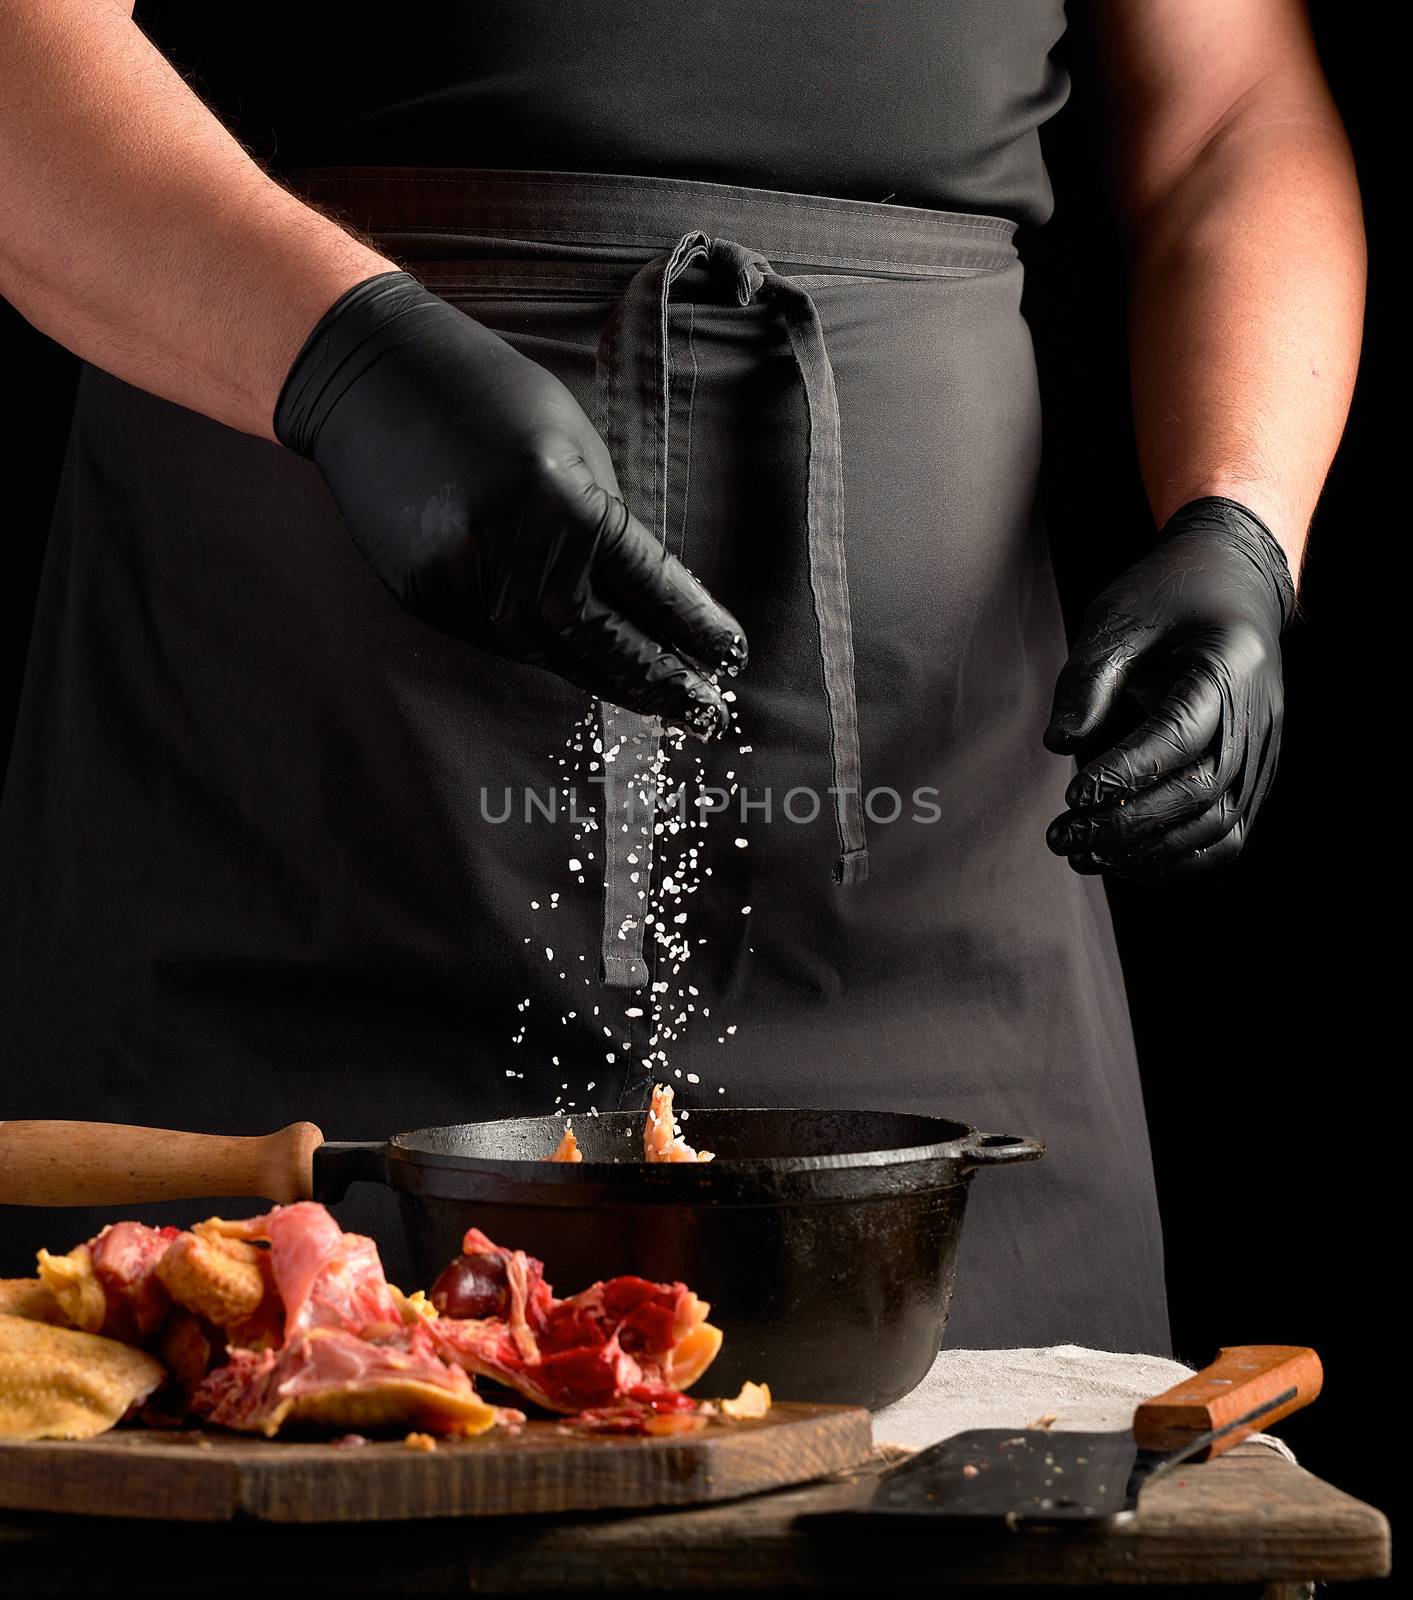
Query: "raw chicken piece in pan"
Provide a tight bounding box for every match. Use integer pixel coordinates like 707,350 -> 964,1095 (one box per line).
546,1086 -> 713,1165
644,1083 -> 715,1163
549,1123 -> 582,1162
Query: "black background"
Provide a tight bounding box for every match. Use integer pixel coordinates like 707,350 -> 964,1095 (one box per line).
0,2 -> 1388,1529
1027,4 -> 1387,1521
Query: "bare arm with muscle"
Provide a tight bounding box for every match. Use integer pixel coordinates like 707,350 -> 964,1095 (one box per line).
1044,0 -> 1363,877
0,0 -> 742,725
1103,0 -> 1364,568
0,0 -> 391,439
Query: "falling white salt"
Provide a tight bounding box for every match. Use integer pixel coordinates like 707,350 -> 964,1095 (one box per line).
506,693 -> 747,1111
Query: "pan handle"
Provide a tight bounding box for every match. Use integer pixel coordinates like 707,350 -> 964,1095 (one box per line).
311,1141 -> 389,1204
0,1120 -> 324,1207
957,1131 -> 1045,1170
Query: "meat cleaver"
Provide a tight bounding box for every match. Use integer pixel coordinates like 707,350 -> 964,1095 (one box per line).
825,1344 -> 1321,1526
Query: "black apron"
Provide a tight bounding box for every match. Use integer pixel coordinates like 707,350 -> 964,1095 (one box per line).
0,169 -> 1169,1355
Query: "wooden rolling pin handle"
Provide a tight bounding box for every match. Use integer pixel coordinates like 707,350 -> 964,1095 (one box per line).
1134,1344 -> 1323,1460
0,1120 -> 325,1208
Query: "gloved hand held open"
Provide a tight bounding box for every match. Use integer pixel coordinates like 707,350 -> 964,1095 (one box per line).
1043,496 -> 1297,880
275,271 -> 746,737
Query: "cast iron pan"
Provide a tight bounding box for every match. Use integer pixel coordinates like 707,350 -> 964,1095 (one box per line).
0,1111 -> 1042,1407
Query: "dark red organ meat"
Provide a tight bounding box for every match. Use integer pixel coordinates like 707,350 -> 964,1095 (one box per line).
427,1228 -> 722,1415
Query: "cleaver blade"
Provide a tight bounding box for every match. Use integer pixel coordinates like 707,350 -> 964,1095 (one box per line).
847,1344 -> 1321,1525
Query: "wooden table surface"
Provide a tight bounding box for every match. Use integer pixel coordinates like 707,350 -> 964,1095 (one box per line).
0,1441 -> 1389,1598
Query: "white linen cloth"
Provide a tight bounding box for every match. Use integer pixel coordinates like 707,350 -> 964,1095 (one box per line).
871,1345 -> 1296,1462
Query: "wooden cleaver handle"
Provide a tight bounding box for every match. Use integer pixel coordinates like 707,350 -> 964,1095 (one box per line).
1134,1344 -> 1323,1459
0,1120 -> 324,1207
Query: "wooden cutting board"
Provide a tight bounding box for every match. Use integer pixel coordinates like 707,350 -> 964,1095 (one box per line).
0,1403 -> 871,1522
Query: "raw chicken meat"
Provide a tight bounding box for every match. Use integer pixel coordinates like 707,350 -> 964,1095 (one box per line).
156,1227 -> 268,1339
194,1325 -> 495,1437
0,1314 -> 165,1441
544,1086 -> 714,1165
210,1202 -> 406,1343
0,1279 -> 70,1326
643,1084 -> 714,1163
10,1200 -> 736,1441
188,1204 -> 496,1437
549,1124 -> 582,1163
36,1222 -> 179,1343
427,1228 -> 721,1416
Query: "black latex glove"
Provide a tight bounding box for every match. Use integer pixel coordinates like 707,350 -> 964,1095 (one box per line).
275,270 -> 746,735
1043,496 -> 1297,879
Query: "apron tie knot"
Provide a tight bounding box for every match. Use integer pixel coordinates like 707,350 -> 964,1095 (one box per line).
707,236 -> 772,306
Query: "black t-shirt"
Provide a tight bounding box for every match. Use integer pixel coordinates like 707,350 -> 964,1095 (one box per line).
133,1 -> 1070,225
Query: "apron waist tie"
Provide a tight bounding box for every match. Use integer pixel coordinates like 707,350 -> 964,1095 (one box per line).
595,231 -> 868,990
707,238 -> 870,888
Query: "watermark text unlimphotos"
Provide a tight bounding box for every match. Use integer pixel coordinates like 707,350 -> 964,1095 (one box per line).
478,780 -> 942,826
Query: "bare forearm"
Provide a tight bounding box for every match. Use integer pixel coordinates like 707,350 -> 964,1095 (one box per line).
1125,111 -> 1365,571
0,0 -> 393,439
